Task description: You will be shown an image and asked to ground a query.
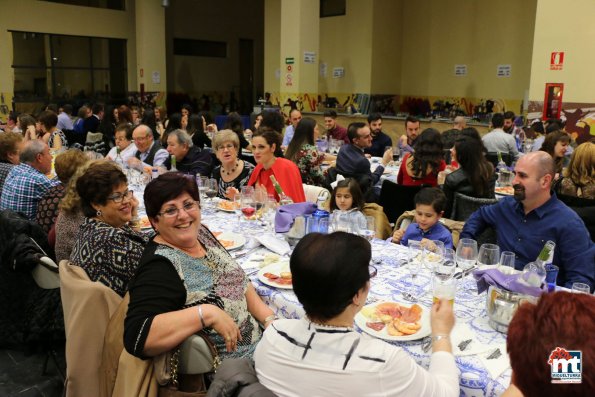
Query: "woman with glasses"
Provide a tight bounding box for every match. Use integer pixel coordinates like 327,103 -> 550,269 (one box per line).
255,232 -> 459,397
211,129 -> 254,199
124,173 -> 274,362
70,161 -> 149,297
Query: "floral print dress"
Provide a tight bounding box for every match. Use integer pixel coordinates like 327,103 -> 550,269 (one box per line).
294,143 -> 325,186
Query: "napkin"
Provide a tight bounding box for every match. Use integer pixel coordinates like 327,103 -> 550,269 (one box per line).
254,234 -> 291,256
473,268 -> 544,297
477,344 -> 510,379
451,323 -> 494,357
274,202 -> 317,233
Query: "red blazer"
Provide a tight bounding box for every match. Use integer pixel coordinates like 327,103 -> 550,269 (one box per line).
248,157 -> 306,203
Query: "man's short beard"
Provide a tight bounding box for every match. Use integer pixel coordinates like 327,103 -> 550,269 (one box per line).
503,125 -> 513,133
513,184 -> 525,202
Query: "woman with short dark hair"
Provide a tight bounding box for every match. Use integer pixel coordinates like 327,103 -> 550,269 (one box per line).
70,161 -> 148,297
255,232 -> 459,397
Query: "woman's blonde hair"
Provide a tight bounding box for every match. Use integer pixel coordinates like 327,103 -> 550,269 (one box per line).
564,142 -> 595,186
212,129 -> 239,151
59,159 -> 101,214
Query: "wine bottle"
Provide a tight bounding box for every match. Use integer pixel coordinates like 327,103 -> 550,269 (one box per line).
170,155 -> 177,172
114,147 -> 126,170
535,241 -> 555,267
270,175 -> 293,205
521,240 -> 555,288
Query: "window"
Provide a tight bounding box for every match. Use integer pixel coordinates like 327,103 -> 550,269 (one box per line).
42,0 -> 125,11
173,38 -> 227,58
320,0 -> 346,17
11,31 -> 127,102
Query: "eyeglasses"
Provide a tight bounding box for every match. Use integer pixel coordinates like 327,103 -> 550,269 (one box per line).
157,201 -> 199,218
133,135 -> 150,142
369,264 -> 377,279
217,143 -> 236,151
107,189 -> 134,203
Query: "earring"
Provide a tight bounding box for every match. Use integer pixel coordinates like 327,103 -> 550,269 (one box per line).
96,210 -> 102,217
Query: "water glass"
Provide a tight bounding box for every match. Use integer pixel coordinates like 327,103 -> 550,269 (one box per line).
359,216 -> 375,241
572,282 -> 590,294
545,264 -> 559,293
433,274 -> 456,306
456,238 -> 478,271
435,248 -> 456,280
403,240 -> 423,302
477,244 -> 501,268
423,240 -> 445,271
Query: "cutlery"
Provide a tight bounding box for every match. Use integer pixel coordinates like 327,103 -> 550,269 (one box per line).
455,266 -> 476,279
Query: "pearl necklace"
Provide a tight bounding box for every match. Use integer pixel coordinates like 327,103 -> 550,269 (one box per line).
223,160 -> 240,176
309,318 -> 355,331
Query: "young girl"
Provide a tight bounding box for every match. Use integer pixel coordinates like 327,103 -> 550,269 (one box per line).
330,178 -> 367,230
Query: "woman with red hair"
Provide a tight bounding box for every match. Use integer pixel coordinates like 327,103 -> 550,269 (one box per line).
503,291 -> 595,396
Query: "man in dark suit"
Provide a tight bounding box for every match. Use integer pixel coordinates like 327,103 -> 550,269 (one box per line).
82,103 -> 103,133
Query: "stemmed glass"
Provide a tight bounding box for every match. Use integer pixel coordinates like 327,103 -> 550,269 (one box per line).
422,240 -> 445,272
196,175 -> 208,201
262,194 -> 277,232
499,251 -> 516,273
232,193 -> 243,226
477,244 -> 500,268
403,240 -> 423,302
240,191 -> 256,221
204,178 -> 218,211
434,248 -> 456,281
359,216 -> 375,241
455,238 -> 478,274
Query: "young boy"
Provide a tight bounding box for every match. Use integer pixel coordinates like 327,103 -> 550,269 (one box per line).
391,187 -> 454,249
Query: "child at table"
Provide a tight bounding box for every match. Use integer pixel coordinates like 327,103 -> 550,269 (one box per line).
390,187 -> 454,249
330,178 -> 367,229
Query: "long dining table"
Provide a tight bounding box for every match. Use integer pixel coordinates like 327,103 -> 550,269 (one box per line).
190,204 -> 513,397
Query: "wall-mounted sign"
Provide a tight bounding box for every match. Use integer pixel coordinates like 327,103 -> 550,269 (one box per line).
497,64 -> 511,77
285,73 -> 293,87
285,57 -> 294,65
286,65 -> 292,72
332,67 -> 344,78
303,51 -> 316,64
454,64 -> 467,76
550,52 -> 564,70
152,71 -> 160,84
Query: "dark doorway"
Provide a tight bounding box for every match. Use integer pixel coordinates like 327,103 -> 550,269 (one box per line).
238,39 -> 254,114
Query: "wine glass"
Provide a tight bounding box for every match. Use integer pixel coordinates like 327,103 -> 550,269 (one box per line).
359,216 -> 375,241
196,175 -> 208,200
423,240 -> 445,272
403,240 -> 423,302
262,194 -> 277,232
455,238 -> 478,273
477,244 -> 500,268
232,193 -> 243,226
204,178 -> 218,211
240,192 -> 256,220
435,248 -> 456,281
499,251 -> 516,273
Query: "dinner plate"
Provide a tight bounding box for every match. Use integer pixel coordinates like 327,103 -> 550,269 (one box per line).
257,261 -> 293,290
495,186 -> 514,196
216,200 -> 239,213
355,301 -> 431,341
215,231 -> 246,251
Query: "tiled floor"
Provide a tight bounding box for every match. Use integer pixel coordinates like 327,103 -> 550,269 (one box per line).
0,348 -> 65,397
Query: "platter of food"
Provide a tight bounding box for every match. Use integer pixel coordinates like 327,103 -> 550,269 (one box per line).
495,186 -> 514,196
212,231 -> 246,251
217,200 -> 239,213
257,262 -> 293,289
139,216 -> 152,230
355,301 -> 431,341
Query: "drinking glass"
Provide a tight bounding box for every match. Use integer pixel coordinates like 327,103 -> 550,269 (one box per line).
317,137 -> 329,153
240,192 -> 256,220
197,175 -> 209,200
392,146 -> 401,163
359,216 -> 375,241
423,240 -> 445,272
261,194 -> 277,232
499,251 -> 516,273
545,264 -> 559,293
384,146 -> 393,160
205,178 -> 218,210
477,244 -> 500,268
433,273 -> 456,306
572,282 -> 590,294
456,238 -> 478,272
333,211 -> 353,233
403,240 -> 423,302
434,247 -> 455,280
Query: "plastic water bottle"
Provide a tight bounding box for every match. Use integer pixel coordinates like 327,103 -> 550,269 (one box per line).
151,167 -> 159,181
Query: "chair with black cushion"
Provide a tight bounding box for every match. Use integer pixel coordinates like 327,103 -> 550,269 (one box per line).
486,152 -> 513,168
556,193 -> 595,242
378,180 -> 426,225
451,192 -> 499,245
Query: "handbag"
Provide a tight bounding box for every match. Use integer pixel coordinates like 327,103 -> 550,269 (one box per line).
154,332 -> 221,396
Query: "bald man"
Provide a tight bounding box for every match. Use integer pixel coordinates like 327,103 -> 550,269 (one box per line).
441,116 -> 467,150
461,152 -> 594,290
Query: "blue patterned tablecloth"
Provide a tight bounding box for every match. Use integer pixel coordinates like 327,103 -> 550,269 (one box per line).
201,207 -> 511,397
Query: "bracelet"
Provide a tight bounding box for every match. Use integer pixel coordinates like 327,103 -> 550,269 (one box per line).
198,305 -> 207,329
262,314 -> 278,326
432,334 -> 450,343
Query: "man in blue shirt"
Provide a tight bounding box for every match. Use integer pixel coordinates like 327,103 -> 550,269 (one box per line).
364,113 -> 392,157
281,109 -> 302,147
461,152 -> 594,290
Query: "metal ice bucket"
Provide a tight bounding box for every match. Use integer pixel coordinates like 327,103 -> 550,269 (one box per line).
486,285 -> 538,333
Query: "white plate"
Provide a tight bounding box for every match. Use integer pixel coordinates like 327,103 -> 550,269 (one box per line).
216,201 -> 239,213
355,301 -> 431,341
215,231 -> 246,251
257,261 -> 293,289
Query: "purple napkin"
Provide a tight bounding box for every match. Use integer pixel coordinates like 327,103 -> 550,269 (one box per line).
473,268 -> 545,297
274,202 -> 317,233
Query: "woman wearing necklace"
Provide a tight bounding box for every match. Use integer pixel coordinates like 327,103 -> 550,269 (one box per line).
255,232 -> 459,397
211,129 -> 254,199
124,173 -> 274,363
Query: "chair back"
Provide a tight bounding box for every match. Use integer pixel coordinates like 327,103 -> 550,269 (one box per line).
451,192 -> 499,246
59,260 -> 122,397
486,152 -> 513,167
378,180 -> 426,224
302,184 -> 331,211
556,193 -> 595,242
86,131 -> 104,144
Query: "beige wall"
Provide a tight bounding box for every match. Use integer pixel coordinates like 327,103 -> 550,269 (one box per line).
165,0 -> 264,97
135,1 -> 166,93
371,0 -> 402,94
264,0 -> 281,95
529,0 -> 595,104
0,0 -> 137,98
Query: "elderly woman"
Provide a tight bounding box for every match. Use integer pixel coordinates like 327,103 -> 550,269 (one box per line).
285,117 -> 333,186
163,129 -> 213,176
106,124 -> 137,163
255,232 -> 459,396
124,173 -> 274,361
398,128 -> 446,187
540,130 -> 570,175
36,149 -> 88,233
247,128 -> 306,203
211,129 -> 254,199
503,292 -> 595,397
0,132 -> 23,192
38,110 -> 67,150
70,161 -> 149,297
556,142 -> 595,199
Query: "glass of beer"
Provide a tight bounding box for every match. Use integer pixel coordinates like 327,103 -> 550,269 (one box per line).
433,274 -> 456,306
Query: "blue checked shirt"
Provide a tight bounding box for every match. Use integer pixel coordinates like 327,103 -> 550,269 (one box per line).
0,163 -> 60,220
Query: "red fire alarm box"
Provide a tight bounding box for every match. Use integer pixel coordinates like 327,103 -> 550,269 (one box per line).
543,83 -> 564,120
